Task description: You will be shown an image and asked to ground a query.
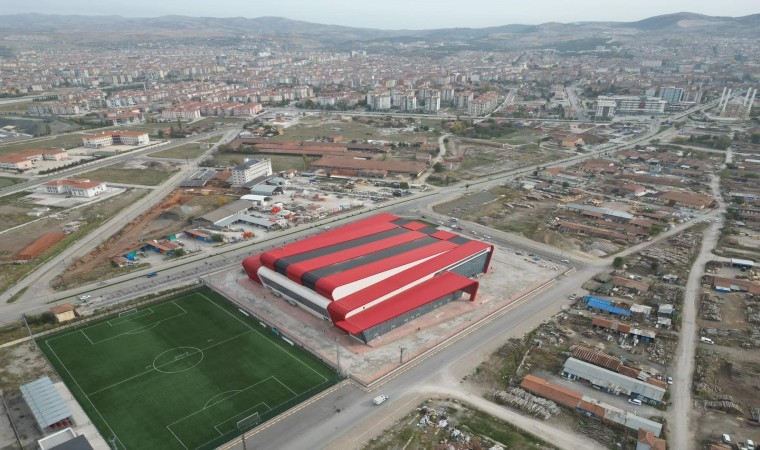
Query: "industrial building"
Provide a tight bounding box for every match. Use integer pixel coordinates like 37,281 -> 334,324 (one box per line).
520,375 -> 663,437
242,213 -> 493,343
561,357 -> 666,404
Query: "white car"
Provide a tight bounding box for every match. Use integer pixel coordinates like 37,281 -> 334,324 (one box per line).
722,434 -> 731,444
372,395 -> 389,405
79,295 -> 91,301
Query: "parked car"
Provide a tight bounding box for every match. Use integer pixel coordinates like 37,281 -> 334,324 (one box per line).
628,398 -> 642,406
700,337 -> 715,344
146,272 -> 158,278
667,376 -> 673,385
746,439 -> 754,450
79,295 -> 91,301
722,434 -> 731,444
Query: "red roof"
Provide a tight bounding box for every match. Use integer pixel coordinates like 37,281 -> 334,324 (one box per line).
520,374 -> 583,408
431,230 -> 458,240
334,272 -> 478,334
401,221 -> 427,231
327,240 -> 490,323
284,231 -> 428,283
259,214 -> 399,268
314,240 -> 459,299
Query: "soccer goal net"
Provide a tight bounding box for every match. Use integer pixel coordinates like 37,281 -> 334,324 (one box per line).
236,412 -> 260,431
118,308 -> 138,318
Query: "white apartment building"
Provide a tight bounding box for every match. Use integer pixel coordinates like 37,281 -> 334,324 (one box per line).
595,96 -> 667,117
44,179 -> 107,197
426,95 -> 441,113
82,131 -> 149,148
231,158 -> 273,186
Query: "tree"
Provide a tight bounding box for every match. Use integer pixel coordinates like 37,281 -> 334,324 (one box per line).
562,181 -> 570,189
443,138 -> 449,144
174,248 -> 186,257
613,257 -> 625,269
433,162 -> 445,173
211,234 -> 224,243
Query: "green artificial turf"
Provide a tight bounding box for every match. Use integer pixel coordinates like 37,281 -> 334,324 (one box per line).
39,287 -> 339,450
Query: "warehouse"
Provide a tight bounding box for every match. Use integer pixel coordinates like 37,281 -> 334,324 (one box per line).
561,357 -> 666,404
242,213 -> 493,343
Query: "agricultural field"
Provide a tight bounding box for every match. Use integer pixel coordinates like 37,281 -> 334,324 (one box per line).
39,288 -> 340,450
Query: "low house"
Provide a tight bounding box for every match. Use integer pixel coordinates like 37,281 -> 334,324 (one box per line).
50,304 -> 76,322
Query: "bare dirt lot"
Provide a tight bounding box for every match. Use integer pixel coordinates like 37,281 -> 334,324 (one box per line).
447,137 -> 566,180
433,187 -> 583,253
361,399 -> 557,450
55,190 -> 231,289
0,188 -> 147,294
0,341 -> 59,450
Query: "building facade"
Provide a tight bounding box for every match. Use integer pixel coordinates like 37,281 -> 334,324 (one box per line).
231,158 -> 273,186
242,214 -> 493,343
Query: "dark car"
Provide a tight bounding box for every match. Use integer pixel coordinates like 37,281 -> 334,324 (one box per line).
146,272 -> 158,278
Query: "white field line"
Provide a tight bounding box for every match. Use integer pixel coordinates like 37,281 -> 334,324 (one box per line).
198,293 -> 328,383
45,340 -> 128,450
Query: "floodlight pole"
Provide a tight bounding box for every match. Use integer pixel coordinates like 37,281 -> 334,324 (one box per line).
399,347 -> 405,364
334,337 -> 341,375
241,431 -> 247,450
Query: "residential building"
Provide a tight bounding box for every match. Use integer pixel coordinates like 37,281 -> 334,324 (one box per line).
595,96 -> 667,117
658,87 -> 685,104
231,158 -> 273,186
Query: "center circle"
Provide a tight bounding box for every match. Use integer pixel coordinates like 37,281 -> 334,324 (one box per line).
152,346 -> 204,373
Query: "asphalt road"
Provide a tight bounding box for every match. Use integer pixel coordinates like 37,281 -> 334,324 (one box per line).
0,100 -> 725,448
227,262 -> 603,450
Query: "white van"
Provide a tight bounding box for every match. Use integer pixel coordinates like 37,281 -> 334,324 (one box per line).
373,395 -> 389,405
700,337 -> 715,344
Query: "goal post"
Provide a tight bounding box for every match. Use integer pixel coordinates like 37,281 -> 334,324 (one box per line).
118,308 -> 138,318
236,412 -> 260,431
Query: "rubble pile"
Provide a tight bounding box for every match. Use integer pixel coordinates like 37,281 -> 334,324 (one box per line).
492,387 -> 560,420
639,232 -> 700,267
701,294 -> 723,321
415,406 -> 475,447
746,298 -> 760,325
703,395 -> 744,415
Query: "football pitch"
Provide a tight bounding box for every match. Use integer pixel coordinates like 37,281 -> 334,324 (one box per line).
39,287 -> 341,450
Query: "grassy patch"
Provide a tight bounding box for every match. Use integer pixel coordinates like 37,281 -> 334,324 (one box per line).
39,287 -> 340,450
6,286 -> 28,304
0,133 -> 90,156
0,176 -> 24,188
79,164 -> 179,186
149,143 -> 209,159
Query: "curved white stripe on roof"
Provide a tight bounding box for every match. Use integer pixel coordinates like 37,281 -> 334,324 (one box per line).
343,248 -> 489,319
258,266 -> 331,315
332,252 -> 446,301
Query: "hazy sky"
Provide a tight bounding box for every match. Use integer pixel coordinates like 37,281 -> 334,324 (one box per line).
4,0 -> 759,29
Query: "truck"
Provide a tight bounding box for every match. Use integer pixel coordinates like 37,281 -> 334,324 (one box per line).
372,395 -> 389,405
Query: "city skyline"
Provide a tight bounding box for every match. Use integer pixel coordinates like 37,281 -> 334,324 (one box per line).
2,0 -> 759,30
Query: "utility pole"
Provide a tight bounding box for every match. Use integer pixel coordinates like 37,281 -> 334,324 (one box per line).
399,346 -> 405,364
334,337 -> 341,375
